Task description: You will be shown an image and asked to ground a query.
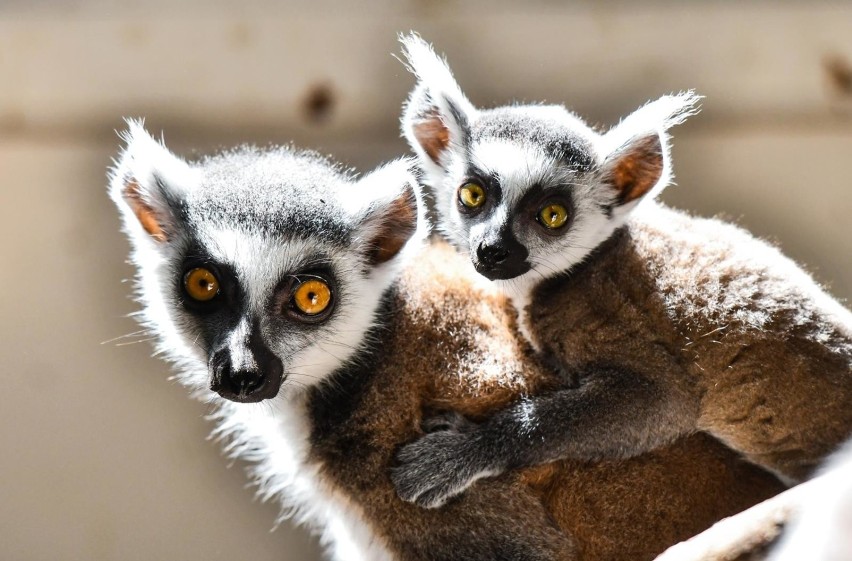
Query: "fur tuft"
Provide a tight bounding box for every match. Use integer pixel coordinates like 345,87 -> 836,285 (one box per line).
600,91 -> 702,204
399,33 -> 477,175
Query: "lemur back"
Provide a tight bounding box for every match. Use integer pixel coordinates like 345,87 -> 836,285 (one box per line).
528,203 -> 852,479
111,123 -> 783,561
395,35 -> 852,507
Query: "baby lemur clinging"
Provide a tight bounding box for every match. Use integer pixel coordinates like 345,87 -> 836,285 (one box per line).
394,35 -> 852,508
112,122 -> 782,561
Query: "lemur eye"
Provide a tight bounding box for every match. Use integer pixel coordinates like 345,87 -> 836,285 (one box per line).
538,204 -> 569,229
459,182 -> 486,209
184,267 -> 220,301
292,279 -> 332,316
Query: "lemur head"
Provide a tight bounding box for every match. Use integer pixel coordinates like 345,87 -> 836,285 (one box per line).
400,35 -> 698,292
111,122 -> 426,404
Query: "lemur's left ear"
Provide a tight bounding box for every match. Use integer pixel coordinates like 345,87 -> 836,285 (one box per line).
600,92 -> 701,206
348,159 -> 427,266
109,120 -> 197,245
399,34 -> 477,176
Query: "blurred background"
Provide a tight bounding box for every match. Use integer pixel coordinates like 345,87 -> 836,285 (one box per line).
2,1 -> 851,560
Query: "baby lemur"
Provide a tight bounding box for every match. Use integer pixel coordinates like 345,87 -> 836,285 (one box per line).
112,122 -> 782,561
394,35 -> 852,508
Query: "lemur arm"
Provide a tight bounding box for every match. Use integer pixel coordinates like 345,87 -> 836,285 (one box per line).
392,365 -> 699,508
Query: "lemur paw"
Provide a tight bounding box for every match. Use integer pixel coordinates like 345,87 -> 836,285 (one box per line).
392,425 -> 501,509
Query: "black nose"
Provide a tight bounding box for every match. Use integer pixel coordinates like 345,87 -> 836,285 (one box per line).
477,242 -> 509,266
209,347 -> 283,403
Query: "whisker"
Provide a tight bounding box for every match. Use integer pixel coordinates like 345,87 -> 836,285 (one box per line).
115,337 -> 159,347
101,329 -> 151,345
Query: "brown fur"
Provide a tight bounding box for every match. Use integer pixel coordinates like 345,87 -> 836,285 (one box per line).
308,241 -> 784,561
654,477 -> 825,561
605,134 -> 664,204
529,202 -> 852,482
412,114 -> 450,165
369,185 -> 419,265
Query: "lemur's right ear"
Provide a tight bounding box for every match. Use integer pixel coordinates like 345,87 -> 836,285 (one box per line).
599,92 -> 701,207
399,34 -> 477,177
344,158 -> 428,268
109,120 -> 197,244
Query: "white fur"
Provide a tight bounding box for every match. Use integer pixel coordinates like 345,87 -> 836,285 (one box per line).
399,34 -> 479,180
770,440 -> 852,561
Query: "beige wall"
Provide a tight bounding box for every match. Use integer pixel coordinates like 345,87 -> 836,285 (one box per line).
2,2 -> 851,560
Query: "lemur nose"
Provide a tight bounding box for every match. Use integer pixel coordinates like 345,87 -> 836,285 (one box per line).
209,349 -> 283,403
477,242 -> 510,266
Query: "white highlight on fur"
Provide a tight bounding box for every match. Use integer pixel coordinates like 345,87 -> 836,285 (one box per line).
212,398 -> 396,561
228,317 -> 257,371
770,440 -> 852,561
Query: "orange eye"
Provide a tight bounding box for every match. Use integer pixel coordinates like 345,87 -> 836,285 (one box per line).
538,204 -> 569,229
459,183 -> 486,209
184,268 -> 220,301
292,279 -> 332,316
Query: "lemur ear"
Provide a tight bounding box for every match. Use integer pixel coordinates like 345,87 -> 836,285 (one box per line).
399,34 -> 477,174
349,159 -> 426,266
109,120 -> 196,244
600,92 -> 701,206
600,133 -> 665,204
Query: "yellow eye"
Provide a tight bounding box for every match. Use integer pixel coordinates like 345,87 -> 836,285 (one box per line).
184,268 -> 220,301
539,204 -> 569,229
459,183 -> 486,209
293,279 -> 332,316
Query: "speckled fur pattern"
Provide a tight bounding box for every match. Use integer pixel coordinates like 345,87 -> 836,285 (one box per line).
397,34 -> 852,509
527,202 -> 852,479
307,242 -> 784,561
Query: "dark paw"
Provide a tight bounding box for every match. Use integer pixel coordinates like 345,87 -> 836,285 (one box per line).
392,430 -> 499,509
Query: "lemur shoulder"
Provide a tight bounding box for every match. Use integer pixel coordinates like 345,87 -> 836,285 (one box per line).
111,123 -> 783,561
394,34 -> 852,507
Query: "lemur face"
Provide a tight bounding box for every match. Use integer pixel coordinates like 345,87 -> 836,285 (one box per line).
111,123 -> 424,403
400,35 -> 698,290
420,105 -> 603,282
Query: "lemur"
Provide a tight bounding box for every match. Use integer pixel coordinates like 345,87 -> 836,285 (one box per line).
111,122 -> 783,561
394,35 -> 852,509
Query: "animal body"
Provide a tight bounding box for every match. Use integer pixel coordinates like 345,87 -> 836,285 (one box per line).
394,35 -> 852,508
111,122 -> 783,561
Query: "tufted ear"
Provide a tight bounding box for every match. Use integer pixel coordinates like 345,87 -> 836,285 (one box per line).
109,120 -> 197,245
348,158 -> 427,266
600,92 -> 701,207
399,34 -> 477,177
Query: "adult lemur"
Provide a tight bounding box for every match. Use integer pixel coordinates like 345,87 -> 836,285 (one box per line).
394,35 -> 852,508
111,122 -> 782,561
